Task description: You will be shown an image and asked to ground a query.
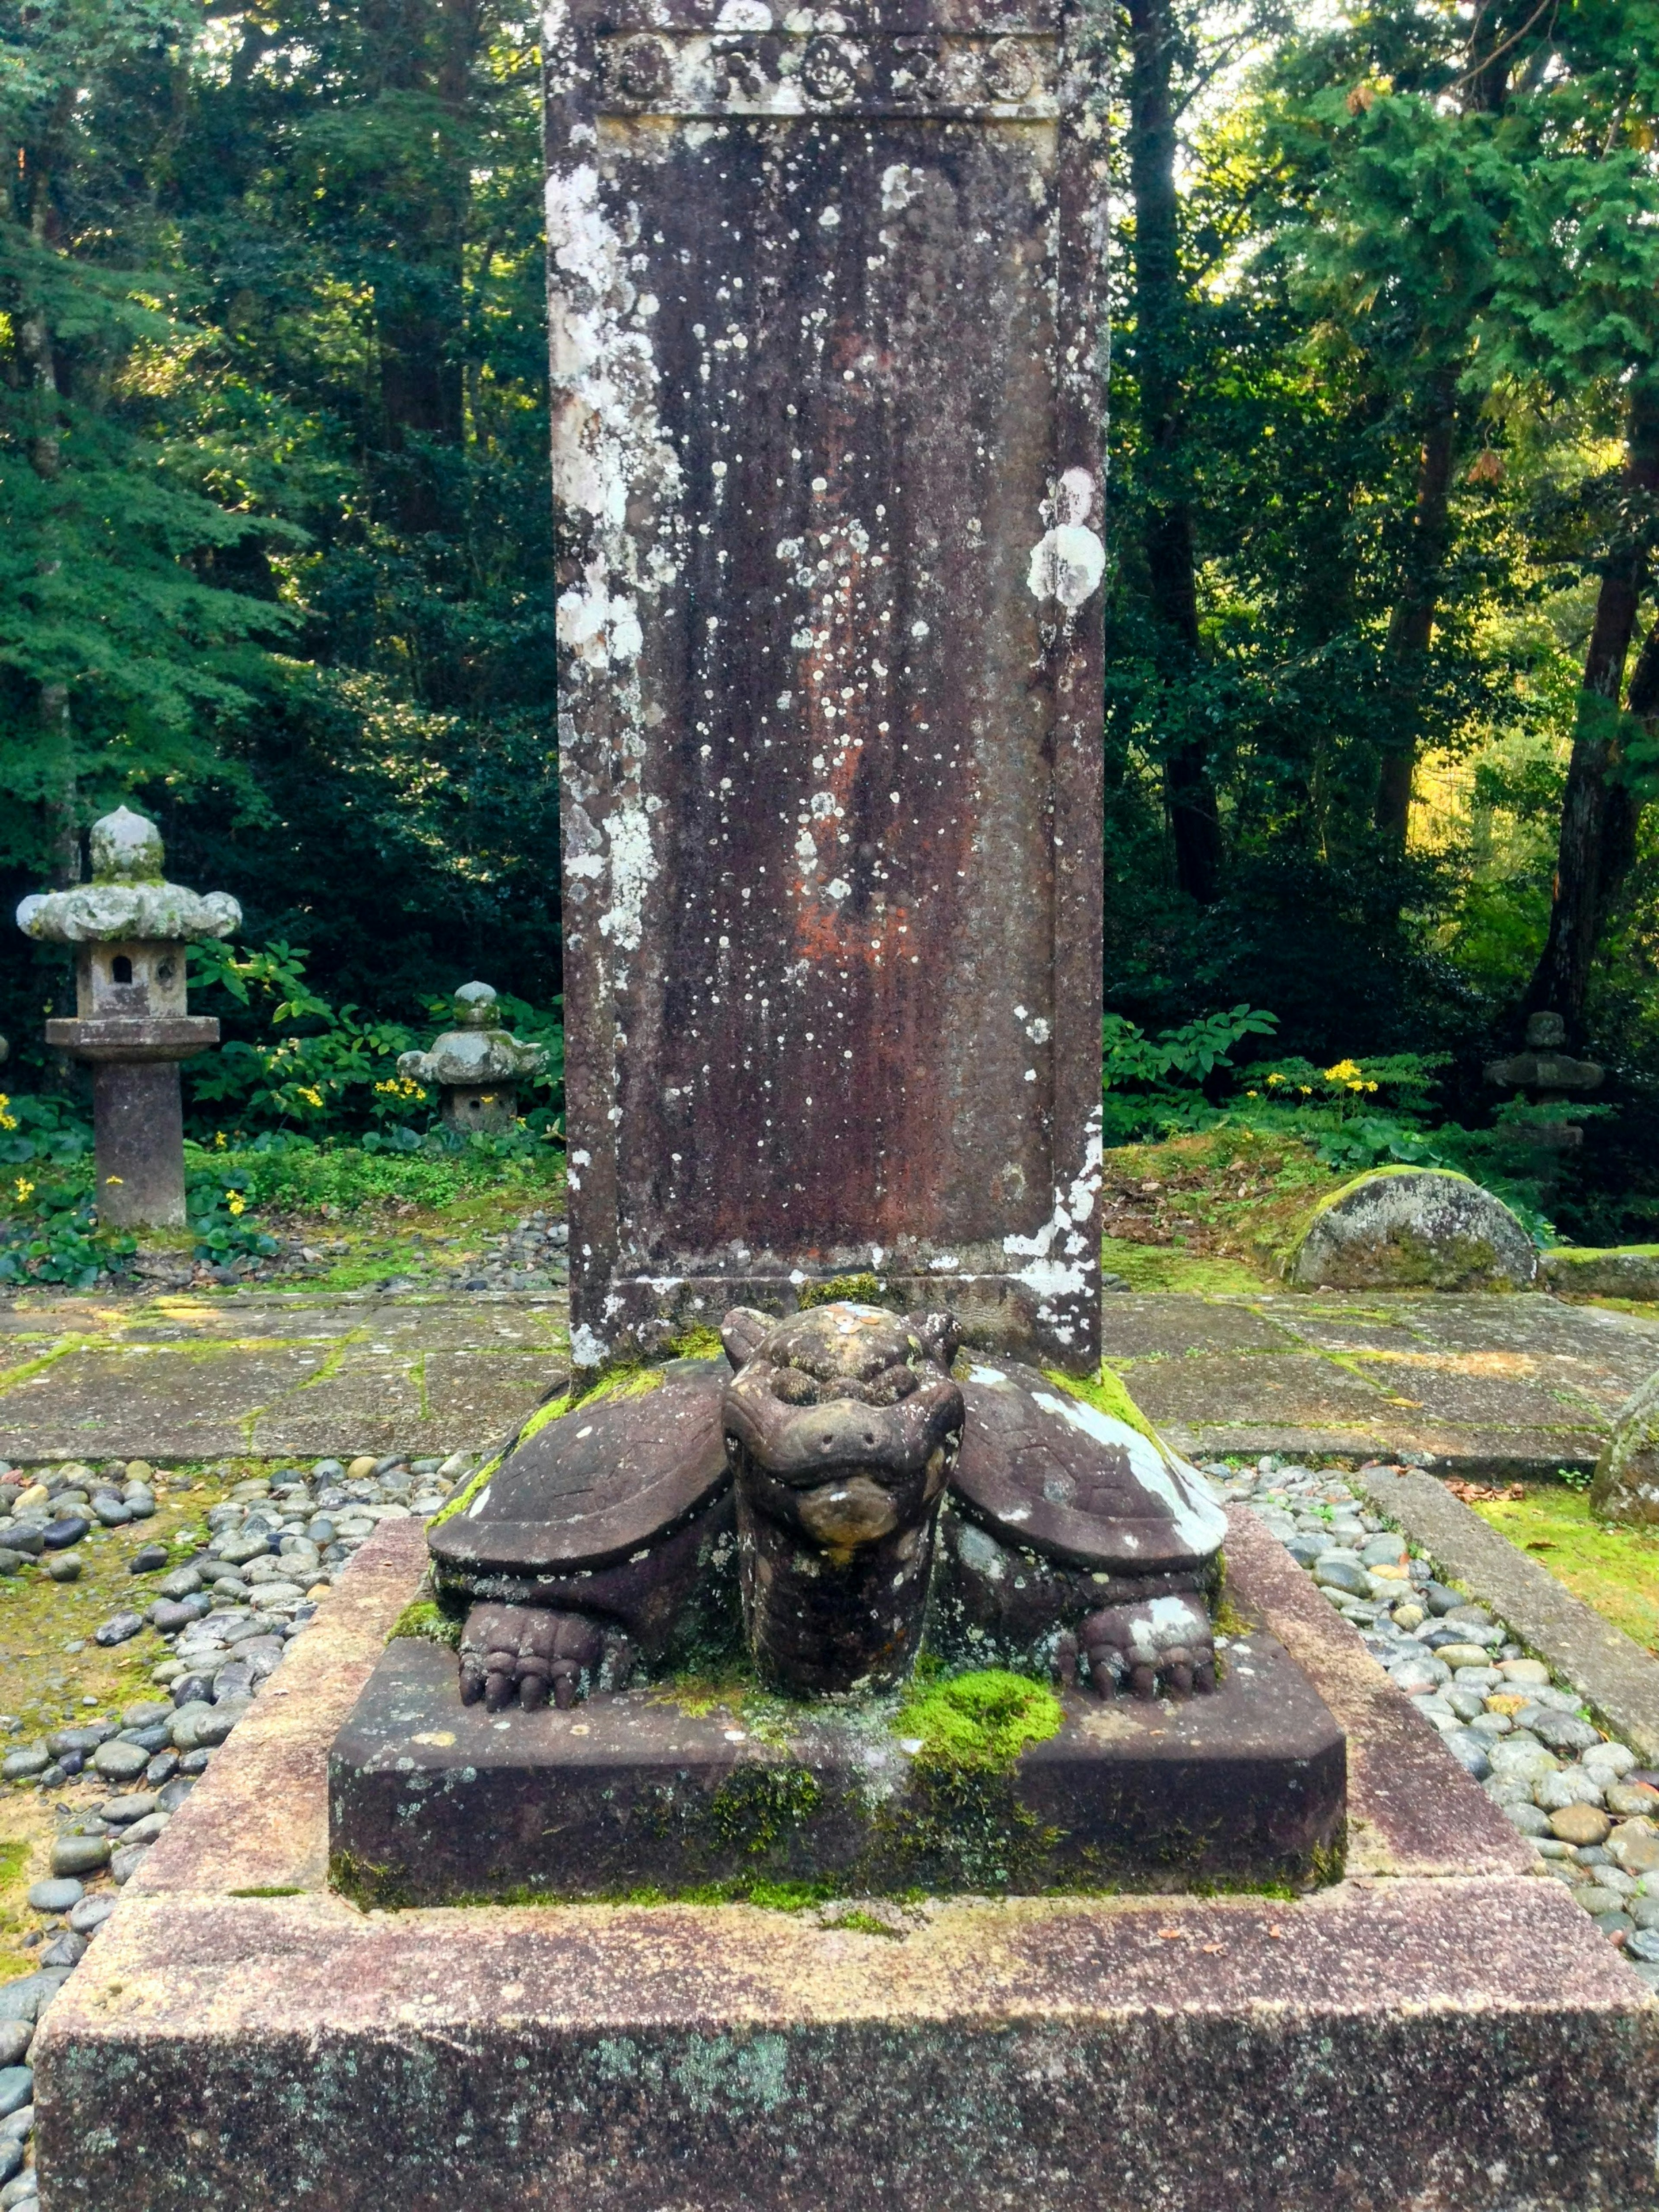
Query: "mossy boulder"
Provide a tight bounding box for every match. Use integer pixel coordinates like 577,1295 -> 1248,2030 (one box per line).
1540,1246 -> 1659,1301
1590,1369 -> 1659,1527
1288,1166 -> 1537,1293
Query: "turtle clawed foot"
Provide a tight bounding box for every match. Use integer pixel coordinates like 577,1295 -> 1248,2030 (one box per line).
459,1603 -> 604,1712
1079,1597 -> 1217,1703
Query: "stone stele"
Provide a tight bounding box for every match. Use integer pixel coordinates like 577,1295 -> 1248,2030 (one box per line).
1590,1365 -> 1659,1526
550,0 -> 1109,1373
1289,1166 -> 1538,1293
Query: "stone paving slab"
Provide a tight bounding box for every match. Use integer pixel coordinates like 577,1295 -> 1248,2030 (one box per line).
1362,1466 -> 1659,1768
33,1521 -> 1659,2212
1103,1291 -> 1659,1473
3,1284 -> 1658,1473
0,1290 -> 570,1463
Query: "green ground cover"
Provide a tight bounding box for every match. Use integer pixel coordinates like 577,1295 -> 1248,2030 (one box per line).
1465,1484 -> 1659,1659
0,1459 -> 275,1982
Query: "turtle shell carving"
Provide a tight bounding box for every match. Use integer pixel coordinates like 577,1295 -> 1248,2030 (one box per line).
952,1358 -> 1226,1574
427,1356 -> 730,1579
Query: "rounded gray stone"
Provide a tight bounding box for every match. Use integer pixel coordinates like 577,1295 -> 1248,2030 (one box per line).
49,1835 -> 109,1878
1502,1800 -> 1552,1837
91,1740 -> 149,1784
1313,1553 -> 1371,1597
1289,1168 -> 1538,1292
24,1880 -> 80,1914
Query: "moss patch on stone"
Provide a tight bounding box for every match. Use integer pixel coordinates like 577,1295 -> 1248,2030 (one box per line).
797,1274 -> 896,1311
893,1669 -> 1063,1775
427,1449 -> 503,1529
708,1762 -> 823,1856
1040,1362 -> 1164,1449
387,1598 -> 460,1650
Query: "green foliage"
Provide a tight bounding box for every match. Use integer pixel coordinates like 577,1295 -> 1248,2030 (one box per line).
0,1173 -> 130,1288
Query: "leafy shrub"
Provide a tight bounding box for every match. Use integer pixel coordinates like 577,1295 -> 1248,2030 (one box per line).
187,941 -> 564,1141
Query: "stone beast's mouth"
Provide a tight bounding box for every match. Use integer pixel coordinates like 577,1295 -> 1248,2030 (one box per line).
724,1372 -> 963,1557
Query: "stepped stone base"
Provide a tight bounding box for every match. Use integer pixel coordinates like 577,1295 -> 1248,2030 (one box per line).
32,1516 -> 1659,2212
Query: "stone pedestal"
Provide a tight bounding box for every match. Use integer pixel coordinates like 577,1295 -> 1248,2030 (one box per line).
91,1056 -> 190,1230
330,1625 -> 1345,1904
35,1517 -> 1659,2211
552,0 -> 1109,1373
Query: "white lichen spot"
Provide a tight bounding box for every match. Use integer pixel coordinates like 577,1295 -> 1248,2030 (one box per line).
1027,523 -> 1106,609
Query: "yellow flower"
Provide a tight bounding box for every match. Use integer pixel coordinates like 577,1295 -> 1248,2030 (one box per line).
1323,1059 -> 1363,1085
13,1178 -> 34,1204
1265,1073 -> 1283,1087
1246,1090 -> 1259,1099
228,1193 -> 247,1216
0,1095 -> 15,1133
215,1131 -> 227,1149
296,1085 -> 324,1109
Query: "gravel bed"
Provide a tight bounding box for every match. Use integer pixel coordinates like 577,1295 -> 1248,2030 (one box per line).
0,1448 -> 474,2200
1211,1456 -> 1659,1994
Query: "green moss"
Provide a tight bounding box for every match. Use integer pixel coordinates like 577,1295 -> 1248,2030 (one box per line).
826,1909 -> 904,1937
387,1598 -> 461,1650
894,1668 -> 1063,1775
666,1325 -> 726,1360
227,1885 -> 306,1898
1039,1361 -> 1163,1449
1303,1163 -> 1478,1226
708,1762 -> 823,1856
797,1273 -> 895,1310
427,1449 -> 503,1529
1464,1485 -> 1659,1654
1099,1238 -> 1270,1293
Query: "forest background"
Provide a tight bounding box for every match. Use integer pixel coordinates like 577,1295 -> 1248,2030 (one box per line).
3,0 -> 1659,1261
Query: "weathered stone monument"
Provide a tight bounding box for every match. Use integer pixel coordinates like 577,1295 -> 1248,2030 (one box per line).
550,0 -> 1108,1373
15,807 -> 238,1229
397,981 -> 547,1133
30,6 -> 1659,2203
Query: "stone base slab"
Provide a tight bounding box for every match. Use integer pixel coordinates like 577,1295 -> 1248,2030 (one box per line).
33,1517 -> 1659,2212
329,1624 -> 1345,1903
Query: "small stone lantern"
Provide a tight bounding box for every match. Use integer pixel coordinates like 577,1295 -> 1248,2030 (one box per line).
16,807 -> 240,1228
1484,1011 -> 1605,1153
398,982 -> 546,1133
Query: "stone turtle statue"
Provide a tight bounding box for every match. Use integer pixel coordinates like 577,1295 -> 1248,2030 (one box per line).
426,1302 -> 1225,1710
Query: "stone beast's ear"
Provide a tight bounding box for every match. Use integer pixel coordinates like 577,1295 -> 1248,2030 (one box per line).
903,1309 -> 961,1373
720,1307 -> 774,1372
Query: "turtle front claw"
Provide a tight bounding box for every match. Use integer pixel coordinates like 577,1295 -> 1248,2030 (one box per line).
459,1602 -> 604,1711
1078,1594 -> 1216,1702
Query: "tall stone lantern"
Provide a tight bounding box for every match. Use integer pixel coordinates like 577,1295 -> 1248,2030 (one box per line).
398,982 -> 546,1133
16,807 -> 240,1229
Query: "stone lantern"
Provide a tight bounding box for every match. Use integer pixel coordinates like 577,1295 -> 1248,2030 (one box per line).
398,982 -> 546,1133
1484,1011 -> 1605,1152
16,807 -> 240,1228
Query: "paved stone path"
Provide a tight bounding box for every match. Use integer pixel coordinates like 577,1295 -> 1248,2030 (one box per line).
0,1290 -> 571,1464
1,1283 -> 1656,1470
1104,1290 -> 1659,1475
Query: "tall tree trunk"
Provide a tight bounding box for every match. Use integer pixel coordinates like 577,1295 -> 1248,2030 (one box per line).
367,0 -> 476,537
1373,369 -> 1457,848
18,168 -> 78,883
1127,0 -> 1223,904
1522,383 -> 1659,1036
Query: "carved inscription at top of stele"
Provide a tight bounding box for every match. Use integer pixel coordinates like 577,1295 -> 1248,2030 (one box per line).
591,20 -> 1059,118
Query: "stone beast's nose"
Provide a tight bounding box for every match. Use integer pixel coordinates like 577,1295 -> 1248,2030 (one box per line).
723,1372 -> 963,1488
